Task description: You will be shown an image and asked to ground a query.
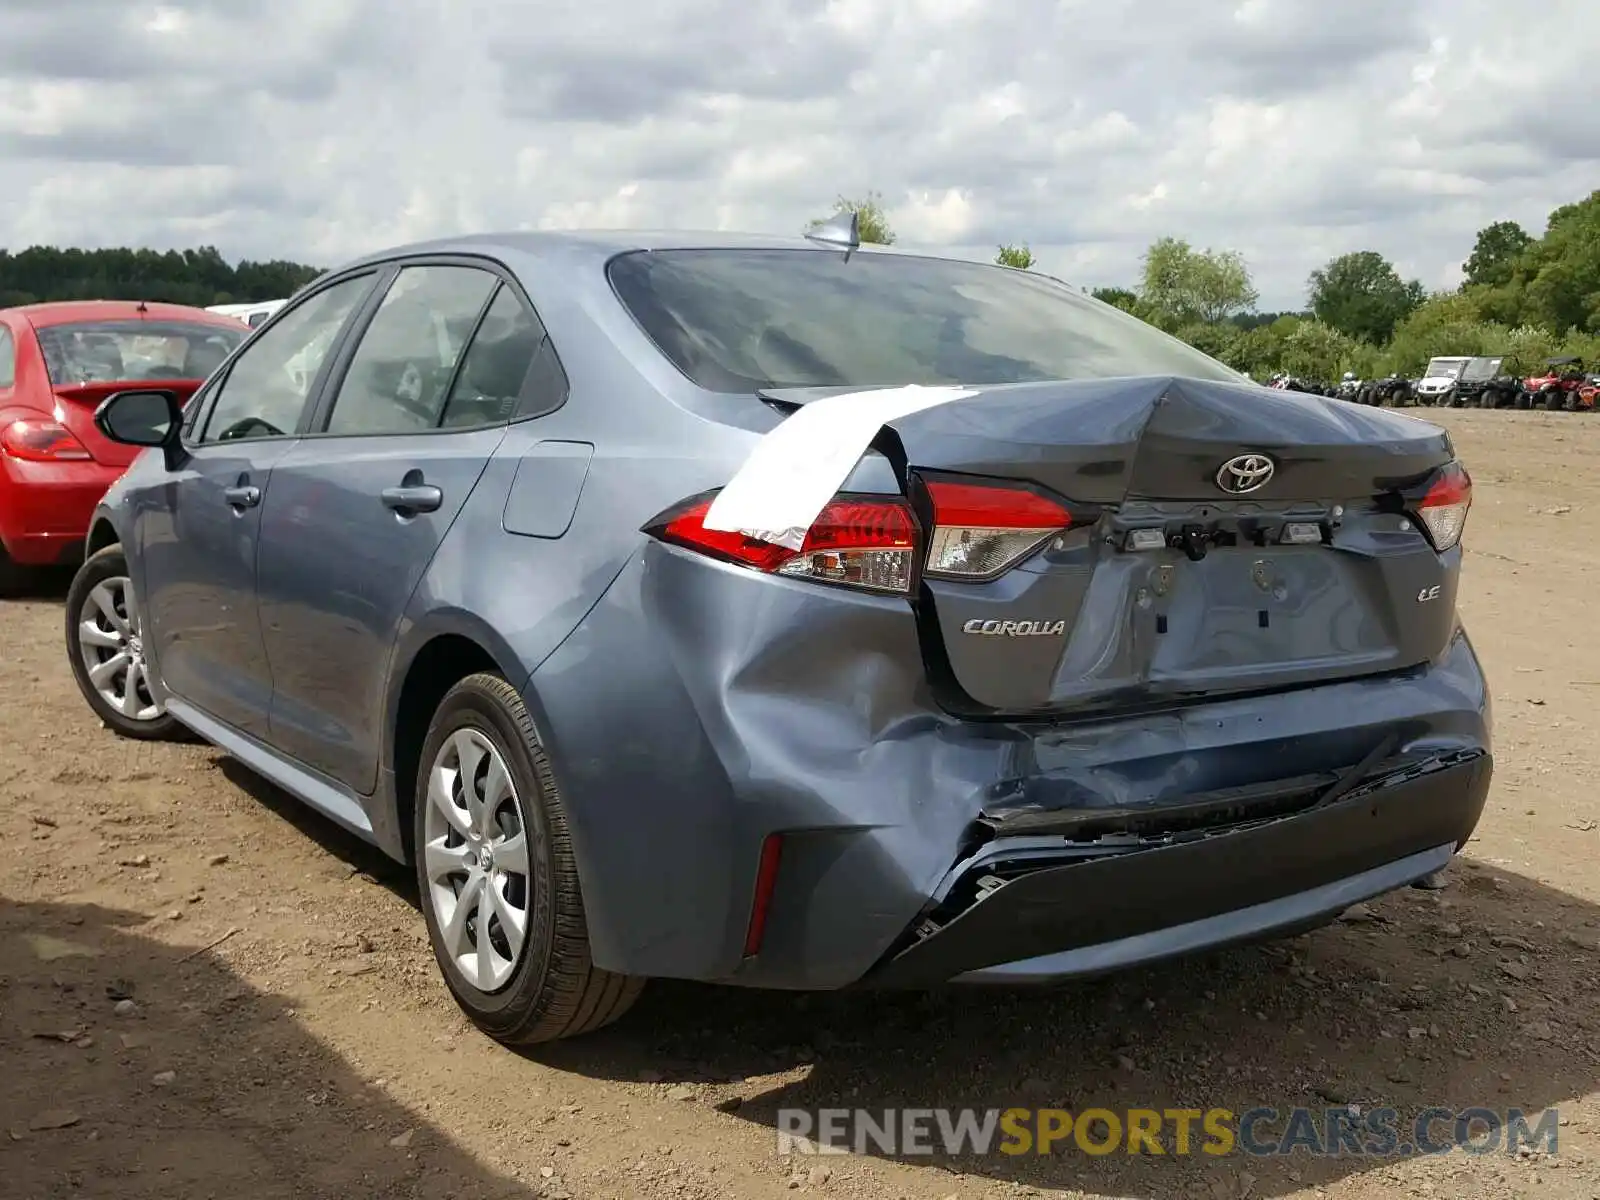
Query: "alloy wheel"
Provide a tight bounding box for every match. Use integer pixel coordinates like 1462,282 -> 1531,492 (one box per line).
74,576 -> 162,722
422,728 -> 532,993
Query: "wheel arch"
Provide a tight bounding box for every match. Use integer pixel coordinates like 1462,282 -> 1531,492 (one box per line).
85,514 -> 121,559
381,610 -> 538,864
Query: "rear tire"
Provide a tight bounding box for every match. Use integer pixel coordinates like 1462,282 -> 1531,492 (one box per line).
413,672 -> 644,1045
64,545 -> 184,741
1544,389 -> 1565,411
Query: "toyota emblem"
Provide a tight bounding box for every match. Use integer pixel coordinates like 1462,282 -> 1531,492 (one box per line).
1216,453 -> 1276,494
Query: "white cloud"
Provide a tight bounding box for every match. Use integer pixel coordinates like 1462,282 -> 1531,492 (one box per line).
0,0 -> 1592,308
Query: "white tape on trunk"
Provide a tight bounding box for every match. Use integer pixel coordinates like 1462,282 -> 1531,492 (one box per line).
702,384 -> 977,549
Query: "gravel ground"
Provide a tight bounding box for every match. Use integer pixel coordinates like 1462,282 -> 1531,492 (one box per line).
2,408 -> 1598,1199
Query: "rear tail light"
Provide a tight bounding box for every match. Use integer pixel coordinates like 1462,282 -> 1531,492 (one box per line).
649,492 -> 919,594
0,418 -> 92,462
921,478 -> 1074,580
1413,461 -> 1471,551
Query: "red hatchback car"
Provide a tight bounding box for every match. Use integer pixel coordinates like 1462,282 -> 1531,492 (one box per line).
0,300 -> 248,591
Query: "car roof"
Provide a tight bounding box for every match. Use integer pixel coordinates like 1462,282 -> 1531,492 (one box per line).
10,299 -> 248,329
332,229 -> 991,274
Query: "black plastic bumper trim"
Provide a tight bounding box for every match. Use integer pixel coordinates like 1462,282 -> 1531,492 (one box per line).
861,751 -> 1490,988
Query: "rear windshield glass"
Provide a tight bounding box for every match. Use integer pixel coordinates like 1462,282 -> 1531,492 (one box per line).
607,248 -> 1244,392
35,320 -> 245,386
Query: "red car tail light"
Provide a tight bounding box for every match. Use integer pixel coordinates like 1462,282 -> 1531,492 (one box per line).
648,492 -> 920,595
0,418 -> 93,462
922,477 -> 1074,580
1413,461 -> 1471,552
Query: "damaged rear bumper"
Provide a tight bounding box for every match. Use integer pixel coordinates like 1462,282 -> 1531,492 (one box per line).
862,748 -> 1490,988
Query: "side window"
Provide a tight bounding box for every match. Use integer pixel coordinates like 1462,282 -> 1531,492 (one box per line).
439,284 -> 546,428
199,275 -> 374,444
0,328 -> 13,388
323,265 -> 498,436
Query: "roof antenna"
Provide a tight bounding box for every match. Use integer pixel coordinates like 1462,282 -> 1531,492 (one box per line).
135,299 -> 148,313
805,210 -> 860,261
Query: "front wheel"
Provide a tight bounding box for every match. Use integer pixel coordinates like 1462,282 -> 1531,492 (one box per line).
414,672 -> 644,1045
64,545 -> 184,740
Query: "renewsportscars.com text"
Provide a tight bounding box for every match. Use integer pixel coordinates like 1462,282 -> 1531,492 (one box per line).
776,1106 -> 1558,1158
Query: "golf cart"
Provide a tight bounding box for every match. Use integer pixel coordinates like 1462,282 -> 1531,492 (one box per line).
1414,356 -> 1470,406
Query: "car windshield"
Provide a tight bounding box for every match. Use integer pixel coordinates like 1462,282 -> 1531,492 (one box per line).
1423,358 -> 1467,379
35,320 -> 245,386
607,248 -> 1246,392
1462,357 -> 1502,380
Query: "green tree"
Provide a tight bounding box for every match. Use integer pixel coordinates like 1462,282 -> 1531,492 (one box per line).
1089,286 -> 1139,312
1307,251 -> 1426,343
1517,191 -> 1600,333
1462,220 -> 1534,289
0,245 -> 321,307
1380,292 -> 1495,375
812,192 -> 896,245
996,244 -> 1034,269
1138,237 -> 1258,325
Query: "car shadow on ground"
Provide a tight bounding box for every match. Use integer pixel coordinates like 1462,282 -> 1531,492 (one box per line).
0,896 -> 533,1199
212,756 -> 1591,1197
216,757 -> 417,898
4,565 -> 73,600
531,858 -> 1591,1197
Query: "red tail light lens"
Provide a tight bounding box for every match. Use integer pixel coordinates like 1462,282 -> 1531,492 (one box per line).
922,478 -> 1073,580
1414,461 -> 1471,551
651,492 -> 920,594
0,418 -> 92,462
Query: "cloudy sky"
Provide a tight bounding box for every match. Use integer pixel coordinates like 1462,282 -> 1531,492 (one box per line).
0,0 -> 1594,309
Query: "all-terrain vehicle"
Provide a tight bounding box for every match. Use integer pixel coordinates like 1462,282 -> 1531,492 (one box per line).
1336,371 -> 1363,402
1362,374 -> 1417,407
1449,357 -> 1520,409
1522,357 -> 1587,411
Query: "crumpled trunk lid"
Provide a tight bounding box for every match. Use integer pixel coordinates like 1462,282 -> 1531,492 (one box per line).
782,375 -> 1461,717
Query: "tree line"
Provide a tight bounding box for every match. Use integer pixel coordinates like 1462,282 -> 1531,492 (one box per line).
10,188 -> 1598,384
824,188 -> 1600,381
0,245 -> 322,310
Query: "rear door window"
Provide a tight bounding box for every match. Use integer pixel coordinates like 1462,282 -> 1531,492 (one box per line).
321,265 -> 500,435
438,283 -> 560,428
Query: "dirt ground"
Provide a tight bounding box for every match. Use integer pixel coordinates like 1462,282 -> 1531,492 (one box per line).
3,408 -> 1598,1200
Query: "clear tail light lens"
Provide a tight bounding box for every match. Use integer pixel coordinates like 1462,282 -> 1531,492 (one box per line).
922,478 -> 1074,580
649,492 -> 919,594
1414,461 -> 1471,551
0,418 -> 93,461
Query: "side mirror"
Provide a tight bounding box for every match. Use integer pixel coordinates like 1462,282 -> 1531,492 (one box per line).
93,389 -> 188,471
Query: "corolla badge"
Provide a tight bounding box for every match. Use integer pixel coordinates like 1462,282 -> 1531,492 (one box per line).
1215,453 -> 1276,494
961,619 -> 1067,636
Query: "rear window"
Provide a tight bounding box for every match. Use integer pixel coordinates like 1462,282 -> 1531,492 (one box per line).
606,248 -> 1244,392
35,320 -> 245,387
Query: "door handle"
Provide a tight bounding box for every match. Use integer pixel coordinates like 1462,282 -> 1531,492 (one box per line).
223,485 -> 260,509
381,484 -> 443,514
